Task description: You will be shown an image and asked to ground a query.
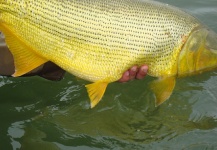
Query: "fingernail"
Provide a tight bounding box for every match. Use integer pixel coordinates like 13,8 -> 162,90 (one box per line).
131,66 -> 137,72
142,67 -> 148,73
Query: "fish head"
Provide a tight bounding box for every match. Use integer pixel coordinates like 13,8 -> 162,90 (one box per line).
178,27 -> 217,77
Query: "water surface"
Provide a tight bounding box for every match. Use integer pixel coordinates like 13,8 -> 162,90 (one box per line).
1,0 -> 217,149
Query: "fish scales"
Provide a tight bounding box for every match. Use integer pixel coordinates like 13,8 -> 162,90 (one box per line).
0,0 -> 200,81
2,0 -> 213,108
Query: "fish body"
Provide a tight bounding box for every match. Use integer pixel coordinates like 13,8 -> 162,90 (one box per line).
0,0 -> 217,107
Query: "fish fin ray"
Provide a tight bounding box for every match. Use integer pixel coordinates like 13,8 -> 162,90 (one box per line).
150,77 -> 176,107
85,81 -> 109,108
0,23 -> 48,76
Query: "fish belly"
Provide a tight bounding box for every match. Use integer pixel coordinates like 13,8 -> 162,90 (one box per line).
0,0 -> 200,81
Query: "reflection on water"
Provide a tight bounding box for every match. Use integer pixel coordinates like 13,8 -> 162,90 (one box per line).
0,76 -> 12,87
1,0 -> 217,149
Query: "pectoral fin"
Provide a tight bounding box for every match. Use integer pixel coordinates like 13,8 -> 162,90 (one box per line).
0,23 -> 47,76
85,81 -> 109,108
150,77 -> 176,107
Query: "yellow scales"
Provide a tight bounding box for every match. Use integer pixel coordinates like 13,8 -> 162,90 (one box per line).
1,0 -> 217,107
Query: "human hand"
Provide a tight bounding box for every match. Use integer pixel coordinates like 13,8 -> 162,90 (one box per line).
118,65 -> 148,82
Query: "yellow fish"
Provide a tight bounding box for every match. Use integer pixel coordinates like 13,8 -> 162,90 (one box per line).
0,0 -> 217,108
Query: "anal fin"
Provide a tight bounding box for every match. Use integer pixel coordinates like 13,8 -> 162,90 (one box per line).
85,81 -> 109,108
0,23 -> 47,76
150,77 -> 176,107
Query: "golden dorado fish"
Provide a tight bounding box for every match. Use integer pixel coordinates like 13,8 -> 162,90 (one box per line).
0,0 -> 217,108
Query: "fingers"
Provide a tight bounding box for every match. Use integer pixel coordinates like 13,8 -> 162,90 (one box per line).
118,70 -> 130,82
136,65 -> 148,79
129,66 -> 138,80
118,65 -> 148,82
118,65 -> 138,82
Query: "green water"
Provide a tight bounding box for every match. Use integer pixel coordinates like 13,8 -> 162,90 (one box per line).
1,0 -> 217,149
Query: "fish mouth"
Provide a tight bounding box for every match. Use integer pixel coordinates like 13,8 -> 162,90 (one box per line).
178,27 -> 217,77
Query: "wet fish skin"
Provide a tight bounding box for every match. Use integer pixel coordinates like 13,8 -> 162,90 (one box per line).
0,0 -> 217,108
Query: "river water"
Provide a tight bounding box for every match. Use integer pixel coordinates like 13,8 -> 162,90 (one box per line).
1,0 -> 217,149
